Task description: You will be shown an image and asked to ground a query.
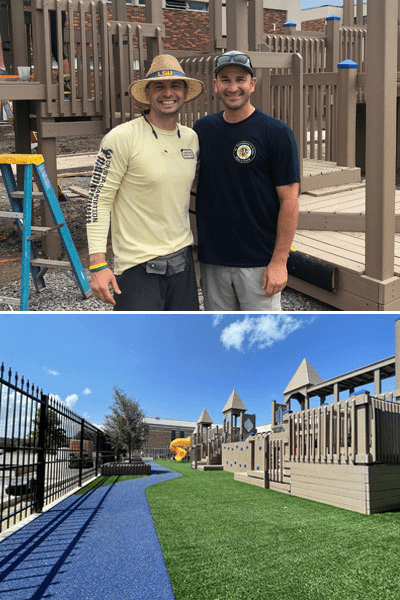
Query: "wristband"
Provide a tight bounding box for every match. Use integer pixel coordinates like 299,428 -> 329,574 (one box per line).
90,262 -> 108,270
89,263 -> 109,273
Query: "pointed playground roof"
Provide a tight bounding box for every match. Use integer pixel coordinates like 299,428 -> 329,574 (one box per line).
284,358 -> 324,397
222,389 -> 247,413
197,408 -> 213,424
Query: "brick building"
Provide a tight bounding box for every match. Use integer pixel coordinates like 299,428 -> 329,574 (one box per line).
142,416 -> 197,457
301,3 -> 367,32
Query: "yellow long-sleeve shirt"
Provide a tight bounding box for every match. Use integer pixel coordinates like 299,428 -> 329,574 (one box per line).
86,116 -> 198,275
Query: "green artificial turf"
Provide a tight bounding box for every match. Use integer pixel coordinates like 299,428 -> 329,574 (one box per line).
146,459 -> 400,600
76,474 -> 147,494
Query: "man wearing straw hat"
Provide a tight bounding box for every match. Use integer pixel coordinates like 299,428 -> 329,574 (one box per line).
86,55 -> 204,311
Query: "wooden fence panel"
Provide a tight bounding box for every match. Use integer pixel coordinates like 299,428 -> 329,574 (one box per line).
371,398 -> 400,463
268,436 -> 285,483
340,26 -> 367,72
287,400 -> 357,465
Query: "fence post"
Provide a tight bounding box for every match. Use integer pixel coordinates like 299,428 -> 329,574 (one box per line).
283,21 -> 297,35
326,15 -> 341,73
110,0 -> 127,20
79,419 -> 85,488
356,0 -> 364,25
226,0 -> 249,51
336,59 -> 358,167
365,0 -> 398,282
248,0 -> 264,51
354,393 -> 372,464
208,0 -> 225,53
95,430 -> 100,477
292,53 -> 303,183
342,0 -> 353,27
34,393 -> 49,513
144,0 -> 164,64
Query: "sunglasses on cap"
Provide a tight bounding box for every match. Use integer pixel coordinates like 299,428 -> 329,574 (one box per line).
214,53 -> 254,76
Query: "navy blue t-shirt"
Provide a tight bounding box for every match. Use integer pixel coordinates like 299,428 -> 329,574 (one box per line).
193,109 -> 300,267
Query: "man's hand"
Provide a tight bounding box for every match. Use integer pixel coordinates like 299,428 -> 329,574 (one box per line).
90,268 -> 121,305
262,261 -> 288,298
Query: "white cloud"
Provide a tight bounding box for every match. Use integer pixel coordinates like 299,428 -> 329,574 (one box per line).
64,394 -> 79,409
220,315 -> 312,351
212,315 -> 225,327
220,316 -> 255,350
82,388 -> 92,396
45,368 -> 60,376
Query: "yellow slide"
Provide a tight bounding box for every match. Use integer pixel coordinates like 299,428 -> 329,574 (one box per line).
170,437 -> 191,461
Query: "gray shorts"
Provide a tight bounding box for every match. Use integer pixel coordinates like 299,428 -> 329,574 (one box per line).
200,263 -> 282,312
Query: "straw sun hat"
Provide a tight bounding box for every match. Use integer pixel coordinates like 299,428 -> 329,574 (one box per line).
129,54 -> 204,105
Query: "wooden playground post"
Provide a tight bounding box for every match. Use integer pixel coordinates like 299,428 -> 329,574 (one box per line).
365,0 -> 398,282
110,0 -> 127,21
356,0 -> 364,25
226,0 -> 248,51
9,1 -> 31,178
336,60 -> 358,168
208,0 -> 224,53
144,0 -> 163,65
248,0 -> 264,52
342,0 -> 353,27
325,15 -> 341,73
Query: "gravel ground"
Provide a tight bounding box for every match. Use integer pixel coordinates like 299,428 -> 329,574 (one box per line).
0,269 -> 336,311
0,462 -> 181,600
0,123 -> 337,312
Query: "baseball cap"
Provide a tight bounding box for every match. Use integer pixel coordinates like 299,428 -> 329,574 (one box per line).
214,51 -> 254,76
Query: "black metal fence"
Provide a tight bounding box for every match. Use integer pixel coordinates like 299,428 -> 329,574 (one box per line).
0,362 -> 110,533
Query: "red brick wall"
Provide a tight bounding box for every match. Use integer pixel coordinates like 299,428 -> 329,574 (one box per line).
302,19 -> 326,33
163,9 -> 209,52
106,6 -> 287,52
264,10 -> 287,34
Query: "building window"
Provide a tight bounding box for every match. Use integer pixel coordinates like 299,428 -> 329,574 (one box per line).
187,2 -> 208,10
180,430 -> 185,438
166,0 -> 208,10
171,430 -> 177,440
166,0 -> 186,9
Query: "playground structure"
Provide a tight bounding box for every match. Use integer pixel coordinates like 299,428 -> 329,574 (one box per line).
190,319 -> 400,515
191,395 -> 257,471
169,436 -> 191,461
1,0 -> 400,308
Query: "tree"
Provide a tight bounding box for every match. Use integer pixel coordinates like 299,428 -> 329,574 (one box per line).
103,388 -> 149,461
31,407 -> 68,453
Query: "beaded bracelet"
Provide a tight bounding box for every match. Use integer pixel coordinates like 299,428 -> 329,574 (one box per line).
89,263 -> 109,273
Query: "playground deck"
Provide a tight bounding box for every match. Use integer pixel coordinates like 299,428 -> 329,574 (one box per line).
287,162 -> 400,311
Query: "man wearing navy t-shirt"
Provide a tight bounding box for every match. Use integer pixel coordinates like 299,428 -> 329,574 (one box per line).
193,51 -> 300,311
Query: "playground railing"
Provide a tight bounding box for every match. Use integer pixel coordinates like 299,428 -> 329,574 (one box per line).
282,392 -> 400,467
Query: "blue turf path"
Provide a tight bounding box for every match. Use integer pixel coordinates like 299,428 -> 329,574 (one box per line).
0,461 -> 181,600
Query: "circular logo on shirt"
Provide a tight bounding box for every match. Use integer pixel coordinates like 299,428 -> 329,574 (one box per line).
233,141 -> 256,164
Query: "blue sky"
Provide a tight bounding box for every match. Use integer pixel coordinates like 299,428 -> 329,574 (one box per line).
0,314 -> 399,429
301,1 -> 343,8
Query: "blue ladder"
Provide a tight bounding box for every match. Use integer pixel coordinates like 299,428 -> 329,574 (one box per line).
0,154 -> 91,311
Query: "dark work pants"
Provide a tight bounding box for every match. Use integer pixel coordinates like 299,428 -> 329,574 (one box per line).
114,247 -> 199,311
